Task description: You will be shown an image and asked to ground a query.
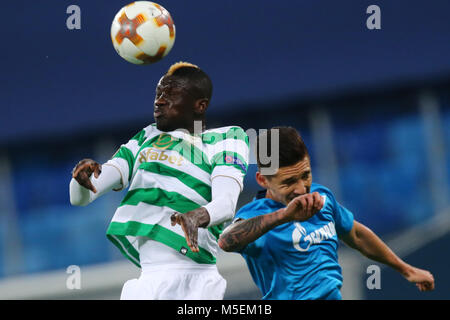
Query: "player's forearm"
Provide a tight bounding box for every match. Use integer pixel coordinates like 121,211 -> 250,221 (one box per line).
204,176 -> 241,227
218,209 -> 287,252
69,164 -> 122,206
352,223 -> 409,275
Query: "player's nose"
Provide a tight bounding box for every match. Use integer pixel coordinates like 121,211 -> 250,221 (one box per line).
293,180 -> 307,195
155,96 -> 167,107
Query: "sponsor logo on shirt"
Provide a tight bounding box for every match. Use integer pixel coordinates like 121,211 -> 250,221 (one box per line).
138,148 -> 184,166
292,221 -> 337,252
153,134 -> 175,150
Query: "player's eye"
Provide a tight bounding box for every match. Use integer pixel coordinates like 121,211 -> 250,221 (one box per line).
302,171 -> 311,180
157,88 -> 175,99
282,179 -> 296,186
155,89 -> 170,100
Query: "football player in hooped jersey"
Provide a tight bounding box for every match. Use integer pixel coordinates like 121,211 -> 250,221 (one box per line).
218,127 -> 435,300
70,62 -> 250,300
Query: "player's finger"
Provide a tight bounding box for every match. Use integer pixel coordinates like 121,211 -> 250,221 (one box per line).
72,163 -> 87,178
304,194 -> 313,216
170,213 -> 180,226
189,228 -> 199,252
312,192 -> 323,212
83,176 -> 97,193
93,163 -> 102,179
73,162 -> 93,179
74,170 -> 95,192
180,218 -> 193,248
289,196 -> 301,208
298,197 -> 307,213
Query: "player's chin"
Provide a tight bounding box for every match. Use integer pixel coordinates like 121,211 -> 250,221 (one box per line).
155,118 -> 172,131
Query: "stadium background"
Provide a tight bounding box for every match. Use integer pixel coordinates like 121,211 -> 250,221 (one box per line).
0,0 -> 449,299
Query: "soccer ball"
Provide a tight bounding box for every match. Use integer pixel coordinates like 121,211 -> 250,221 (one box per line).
111,1 -> 176,65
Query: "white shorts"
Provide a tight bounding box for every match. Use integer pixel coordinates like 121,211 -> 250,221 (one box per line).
120,264 -> 227,300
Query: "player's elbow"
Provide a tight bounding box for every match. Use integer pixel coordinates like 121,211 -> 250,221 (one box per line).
218,233 -> 244,253
69,178 -> 90,206
69,194 -> 89,207
218,236 -> 233,252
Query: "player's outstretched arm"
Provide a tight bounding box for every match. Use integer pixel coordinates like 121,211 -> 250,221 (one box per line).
219,192 -> 324,252
340,221 -> 435,292
70,159 -> 122,206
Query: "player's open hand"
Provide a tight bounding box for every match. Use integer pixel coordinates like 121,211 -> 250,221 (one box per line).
170,208 -> 211,253
72,159 -> 102,193
283,192 -> 324,222
403,265 -> 435,292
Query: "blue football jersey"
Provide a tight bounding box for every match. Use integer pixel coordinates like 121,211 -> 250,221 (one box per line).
235,183 -> 354,300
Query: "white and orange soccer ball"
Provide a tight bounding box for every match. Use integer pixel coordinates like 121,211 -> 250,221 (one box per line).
111,1 -> 175,65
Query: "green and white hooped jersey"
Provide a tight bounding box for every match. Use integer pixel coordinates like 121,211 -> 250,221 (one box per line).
106,123 -> 249,268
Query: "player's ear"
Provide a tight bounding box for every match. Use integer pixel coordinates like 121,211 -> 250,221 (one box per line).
256,171 -> 270,189
194,98 -> 209,115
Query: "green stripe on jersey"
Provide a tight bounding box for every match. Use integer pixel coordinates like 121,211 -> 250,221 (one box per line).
130,129 -> 147,146
138,162 -> 212,202
118,187 -> 223,240
202,127 -> 249,146
120,188 -> 201,213
106,234 -> 141,268
106,221 -> 216,264
113,146 -> 135,181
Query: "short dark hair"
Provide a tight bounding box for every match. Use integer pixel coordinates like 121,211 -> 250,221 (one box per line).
256,126 -> 309,173
166,62 -> 213,100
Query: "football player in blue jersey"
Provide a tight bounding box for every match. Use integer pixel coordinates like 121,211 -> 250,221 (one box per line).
218,126 -> 435,300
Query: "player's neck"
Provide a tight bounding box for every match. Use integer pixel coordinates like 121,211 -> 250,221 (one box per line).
185,118 -> 206,134
266,189 -> 279,202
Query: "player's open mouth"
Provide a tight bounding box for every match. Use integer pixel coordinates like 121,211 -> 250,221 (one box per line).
154,110 -> 163,118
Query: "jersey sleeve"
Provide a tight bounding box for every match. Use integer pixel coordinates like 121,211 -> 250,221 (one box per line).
205,126 -> 250,191
106,128 -> 149,190
321,187 -> 354,236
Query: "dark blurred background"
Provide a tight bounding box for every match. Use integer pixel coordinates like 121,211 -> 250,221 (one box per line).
0,0 -> 449,299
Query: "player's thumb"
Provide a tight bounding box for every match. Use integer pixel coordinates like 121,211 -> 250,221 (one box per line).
170,212 -> 180,226
93,164 -> 102,179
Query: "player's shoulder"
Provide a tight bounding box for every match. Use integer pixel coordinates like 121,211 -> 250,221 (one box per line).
204,125 -> 246,135
128,123 -> 159,146
311,182 -> 333,196
202,126 -> 249,148
236,197 -> 285,220
311,182 -> 337,209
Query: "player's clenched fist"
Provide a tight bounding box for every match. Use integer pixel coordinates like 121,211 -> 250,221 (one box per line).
72,159 -> 102,193
282,192 -> 324,222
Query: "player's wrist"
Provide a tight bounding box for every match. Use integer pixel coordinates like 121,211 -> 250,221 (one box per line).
397,262 -> 414,278
273,208 -> 291,225
188,207 -> 211,228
